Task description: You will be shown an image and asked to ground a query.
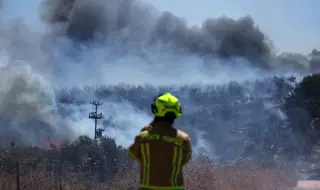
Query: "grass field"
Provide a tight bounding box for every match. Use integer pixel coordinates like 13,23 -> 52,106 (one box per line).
0,159 -> 298,190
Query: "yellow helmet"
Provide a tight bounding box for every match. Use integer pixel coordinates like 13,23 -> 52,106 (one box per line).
151,93 -> 182,118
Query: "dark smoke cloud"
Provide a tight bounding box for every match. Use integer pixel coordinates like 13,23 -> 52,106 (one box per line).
41,0 -> 272,67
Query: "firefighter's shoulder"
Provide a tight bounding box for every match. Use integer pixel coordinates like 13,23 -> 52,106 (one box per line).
140,125 -> 152,132
176,129 -> 191,141
136,128 -> 151,139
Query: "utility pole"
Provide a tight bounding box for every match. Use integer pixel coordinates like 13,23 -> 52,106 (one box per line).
88,101 -> 104,140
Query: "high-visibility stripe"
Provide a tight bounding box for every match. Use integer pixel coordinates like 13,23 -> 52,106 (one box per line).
170,146 -> 183,187
140,143 -> 151,185
175,147 -> 183,185
146,143 -> 151,185
140,144 -> 147,185
171,147 -> 178,186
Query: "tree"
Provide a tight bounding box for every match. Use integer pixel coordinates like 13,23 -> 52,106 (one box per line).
284,73 -> 320,139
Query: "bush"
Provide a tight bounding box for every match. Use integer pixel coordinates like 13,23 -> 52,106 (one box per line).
0,135 -> 131,182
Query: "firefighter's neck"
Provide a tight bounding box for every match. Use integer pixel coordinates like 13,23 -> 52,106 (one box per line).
153,116 -> 174,127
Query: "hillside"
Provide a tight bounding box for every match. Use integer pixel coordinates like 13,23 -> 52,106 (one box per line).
0,74 -> 319,189
2,77 -> 297,160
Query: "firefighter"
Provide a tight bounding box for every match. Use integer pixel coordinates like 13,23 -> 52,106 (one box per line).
129,92 -> 192,190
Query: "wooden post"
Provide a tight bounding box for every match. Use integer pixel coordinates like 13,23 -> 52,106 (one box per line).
16,161 -> 20,190
59,161 -> 62,190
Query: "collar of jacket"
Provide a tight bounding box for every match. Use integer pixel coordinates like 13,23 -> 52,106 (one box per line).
150,120 -> 174,129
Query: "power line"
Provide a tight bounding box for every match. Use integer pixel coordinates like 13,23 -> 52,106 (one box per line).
88,101 -> 104,140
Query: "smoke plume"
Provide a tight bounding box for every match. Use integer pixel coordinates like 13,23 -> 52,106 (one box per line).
40,0 -> 273,68
0,0 -> 315,168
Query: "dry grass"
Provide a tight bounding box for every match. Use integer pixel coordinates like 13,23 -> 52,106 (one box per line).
0,159 -> 298,190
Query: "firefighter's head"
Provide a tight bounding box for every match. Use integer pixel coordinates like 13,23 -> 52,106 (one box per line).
151,93 -> 182,123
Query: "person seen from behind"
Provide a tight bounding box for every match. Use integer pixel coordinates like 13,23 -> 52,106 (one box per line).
129,93 -> 192,190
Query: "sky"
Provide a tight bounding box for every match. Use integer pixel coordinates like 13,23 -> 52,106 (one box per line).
145,0 -> 320,54
1,0 -> 319,54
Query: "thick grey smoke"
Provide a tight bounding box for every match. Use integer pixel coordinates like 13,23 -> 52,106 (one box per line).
0,50 -> 74,146
40,0 -> 273,68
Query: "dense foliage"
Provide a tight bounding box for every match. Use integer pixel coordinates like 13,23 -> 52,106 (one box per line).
284,74 -> 320,150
